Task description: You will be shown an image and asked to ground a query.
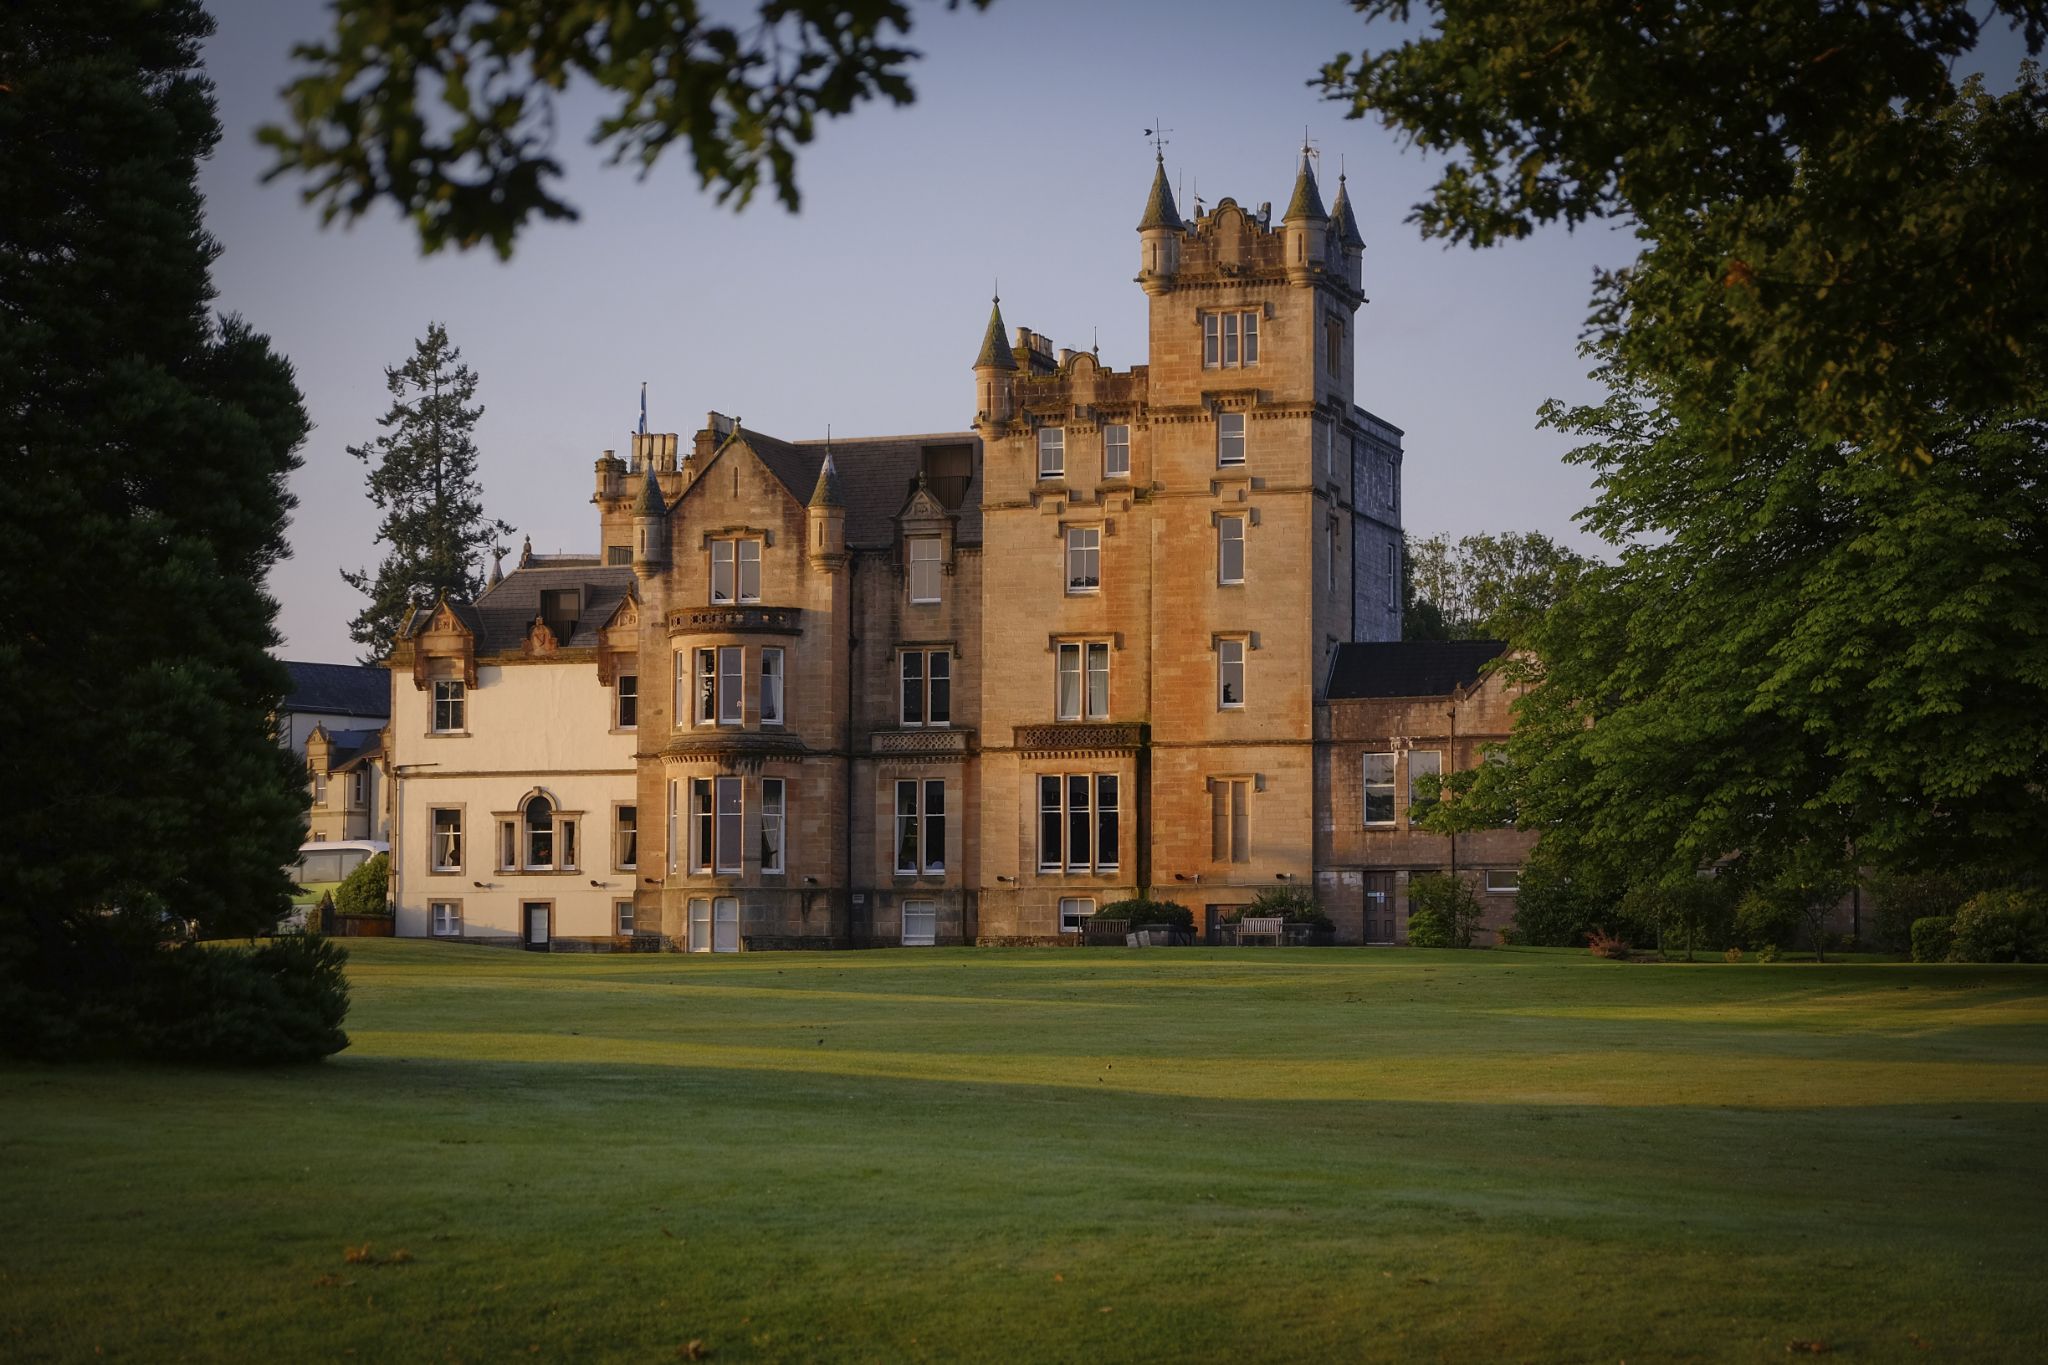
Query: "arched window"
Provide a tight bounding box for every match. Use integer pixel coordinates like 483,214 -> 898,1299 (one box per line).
524,793 -> 555,870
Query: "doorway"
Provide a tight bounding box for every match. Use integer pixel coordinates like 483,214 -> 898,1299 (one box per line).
1363,874 -> 1395,945
522,901 -> 552,950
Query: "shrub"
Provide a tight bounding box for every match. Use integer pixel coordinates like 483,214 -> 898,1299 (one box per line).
1510,860 -> 1614,947
1756,943 -> 1781,964
1723,946 -> 1744,963
0,915 -> 351,1064
1099,899 -> 1194,933
1868,873 -> 1971,954
139,936 -> 353,1064
332,852 -> 390,917
1946,889 -> 2048,964
1910,916 -> 1955,963
1586,928 -> 1630,959
1735,890 -> 1802,955
1406,873 -> 1483,947
1246,886 -> 1332,930
1406,906 -> 1453,948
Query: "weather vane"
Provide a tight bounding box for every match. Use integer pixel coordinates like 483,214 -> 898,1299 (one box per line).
1144,120 -> 1172,158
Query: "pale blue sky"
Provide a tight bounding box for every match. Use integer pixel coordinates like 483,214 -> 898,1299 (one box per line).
203,0 -> 1639,662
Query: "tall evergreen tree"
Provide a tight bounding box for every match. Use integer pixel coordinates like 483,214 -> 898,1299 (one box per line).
341,323 -> 512,658
0,1 -> 310,946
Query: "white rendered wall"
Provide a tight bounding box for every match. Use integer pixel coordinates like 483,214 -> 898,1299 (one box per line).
391,660 -> 637,942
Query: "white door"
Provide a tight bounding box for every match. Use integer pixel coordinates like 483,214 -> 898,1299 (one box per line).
524,902 -> 550,949
688,898 -> 710,953
712,897 -> 740,953
902,900 -> 937,947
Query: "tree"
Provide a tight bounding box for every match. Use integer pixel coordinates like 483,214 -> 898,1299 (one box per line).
1455,356 -> 2048,907
1322,4 -> 2048,471
261,0 -> 995,257
341,323 -> 513,658
1403,531 -> 1585,641
1,0 -> 314,1042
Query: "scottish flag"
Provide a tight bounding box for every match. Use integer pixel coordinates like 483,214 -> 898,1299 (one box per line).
638,382 -> 648,436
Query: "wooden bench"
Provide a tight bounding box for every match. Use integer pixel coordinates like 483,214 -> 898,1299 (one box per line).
1237,915 -> 1285,946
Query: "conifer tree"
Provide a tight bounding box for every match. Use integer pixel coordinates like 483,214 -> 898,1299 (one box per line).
0,1 -> 311,948
341,323 -> 513,658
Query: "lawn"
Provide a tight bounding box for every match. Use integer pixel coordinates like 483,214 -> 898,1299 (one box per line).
4,943 -> 2046,1362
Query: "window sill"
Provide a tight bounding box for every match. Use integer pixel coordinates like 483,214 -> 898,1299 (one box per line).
609,727 -> 638,736
424,731 -> 471,739
428,867 -> 463,876
1362,823 -> 1396,831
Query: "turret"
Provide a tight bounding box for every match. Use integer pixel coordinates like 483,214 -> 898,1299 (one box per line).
1329,170 -> 1365,293
972,296 -> 1016,429
807,449 -> 847,564
632,463 -> 668,575
1136,152 -> 1183,295
1282,146 -> 1329,286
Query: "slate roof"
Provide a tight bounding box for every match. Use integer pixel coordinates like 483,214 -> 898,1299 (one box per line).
281,661 -> 390,718
401,566 -> 637,657
1284,151 -> 1327,222
973,298 -> 1016,372
1326,640 -> 1508,700
722,428 -> 983,548
321,727 -> 384,770
1330,175 -> 1365,249
1137,155 -> 1182,232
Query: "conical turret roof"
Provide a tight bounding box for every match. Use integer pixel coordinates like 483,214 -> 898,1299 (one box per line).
1330,172 -> 1365,249
635,462 -> 664,515
1137,153 -> 1182,232
973,296 -> 1016,372
809,450 -> 844,509
1283,147 -> 1328,223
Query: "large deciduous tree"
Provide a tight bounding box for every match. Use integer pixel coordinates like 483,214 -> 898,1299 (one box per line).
0,2 -> 311,966
341,323 -> 512,659
1402,530 -> 1584,642
1478,358 -> 2048,895
1322,2 -> 2048,470
261,0 -> 995,257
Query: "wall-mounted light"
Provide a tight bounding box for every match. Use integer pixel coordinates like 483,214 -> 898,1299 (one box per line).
1275,872 -> 1295,881
996,874 -> 1015,883
589,879 -> 604,888
472,880 -> 487,889
803,876 -> 818,885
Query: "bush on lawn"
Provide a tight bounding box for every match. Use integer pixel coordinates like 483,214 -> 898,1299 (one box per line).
1406,873 -> 1483,948
1945,890 -> 2048,963
0,913 -> 350,1064
1586,928 -> 1631,959
1909,916 -> 1955,963
1868,872 -> 1971,954
1734,889 -> 1802,957
1099,899 -> 1195,932
332,852 -> 390,917
1510,858 -> 1614,947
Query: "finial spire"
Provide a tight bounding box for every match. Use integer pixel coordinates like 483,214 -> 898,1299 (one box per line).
1330,157 -> 1366,250
809,445 -> 844,509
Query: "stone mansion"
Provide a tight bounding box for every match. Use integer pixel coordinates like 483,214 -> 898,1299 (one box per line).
384,152 -> 1535,950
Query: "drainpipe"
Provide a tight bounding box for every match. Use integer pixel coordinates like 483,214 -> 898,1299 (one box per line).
1445,701 -> 1458,880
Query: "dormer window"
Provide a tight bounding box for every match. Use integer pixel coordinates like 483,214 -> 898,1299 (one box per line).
539,587 -> 580,640
710,538 -> 762,604
908,537 -> 942,605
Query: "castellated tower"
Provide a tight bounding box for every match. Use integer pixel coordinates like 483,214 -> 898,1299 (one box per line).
970,147 -> 1404,940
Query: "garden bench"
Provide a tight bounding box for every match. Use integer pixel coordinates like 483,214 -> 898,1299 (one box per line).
1238,916 -> 1285,946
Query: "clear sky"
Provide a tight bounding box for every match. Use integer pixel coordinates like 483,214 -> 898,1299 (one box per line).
201,0 -> 1637,663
